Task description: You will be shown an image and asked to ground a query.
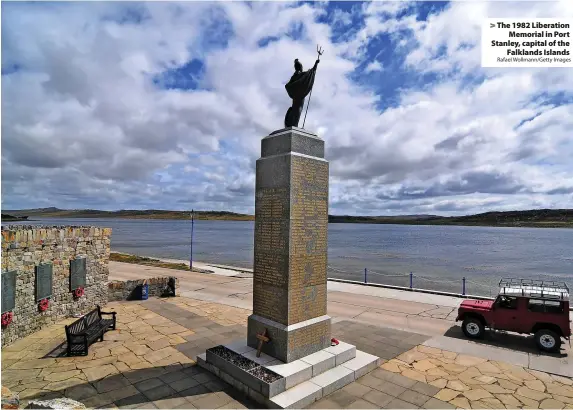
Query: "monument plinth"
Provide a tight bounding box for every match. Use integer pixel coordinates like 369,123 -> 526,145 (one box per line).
247,127 -> 331,363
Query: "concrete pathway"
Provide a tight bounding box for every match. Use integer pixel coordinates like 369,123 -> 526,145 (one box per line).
109,261 -> 460,336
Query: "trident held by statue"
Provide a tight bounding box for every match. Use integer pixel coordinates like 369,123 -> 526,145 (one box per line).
302,45 -> 324,129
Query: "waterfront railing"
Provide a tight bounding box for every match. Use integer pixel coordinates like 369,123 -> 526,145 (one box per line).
326,265 -> 499,298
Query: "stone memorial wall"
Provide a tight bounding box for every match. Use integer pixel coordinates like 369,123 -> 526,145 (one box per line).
1,225 -> 111,346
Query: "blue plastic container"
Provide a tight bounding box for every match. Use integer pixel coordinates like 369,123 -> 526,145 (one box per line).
140,283 -> 149,300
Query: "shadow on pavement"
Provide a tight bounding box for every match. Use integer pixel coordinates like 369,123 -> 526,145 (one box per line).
42,342 -> 67,358
22,362 -> 262,409
21,320 -> 435,410
443,325 -> 568,358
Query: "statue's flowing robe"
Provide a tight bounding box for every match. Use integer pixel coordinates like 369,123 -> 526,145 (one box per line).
285,66 -> 317,102
284,65 -> 317,127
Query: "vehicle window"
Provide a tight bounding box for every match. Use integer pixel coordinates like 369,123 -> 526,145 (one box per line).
498,296 -> 518,309
545,300 -> 564,314
527,299 -> 563,314
528,299 -> 545,313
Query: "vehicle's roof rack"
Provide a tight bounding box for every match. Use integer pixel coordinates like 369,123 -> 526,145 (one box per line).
498,278 -> 570,301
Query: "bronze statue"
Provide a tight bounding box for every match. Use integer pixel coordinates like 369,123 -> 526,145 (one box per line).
284,45 -> 324,128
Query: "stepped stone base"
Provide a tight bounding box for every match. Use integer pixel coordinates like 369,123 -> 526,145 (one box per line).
197,340 -> 380,409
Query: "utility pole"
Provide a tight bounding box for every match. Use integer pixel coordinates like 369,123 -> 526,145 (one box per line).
190,210 -> 194,271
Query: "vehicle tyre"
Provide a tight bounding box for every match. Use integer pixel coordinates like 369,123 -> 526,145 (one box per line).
462,317 -> 484,339
535,329 -> 561,353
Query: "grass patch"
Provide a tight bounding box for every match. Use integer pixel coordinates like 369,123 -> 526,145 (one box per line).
110,252 -> 213,273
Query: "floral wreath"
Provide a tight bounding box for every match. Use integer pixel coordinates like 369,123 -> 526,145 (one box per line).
73,287 -> 85,299
38,298 -> 50,312
1,312 -> 13,327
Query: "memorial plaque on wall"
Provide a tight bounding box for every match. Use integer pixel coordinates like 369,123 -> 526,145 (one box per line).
1,270 -> 17,313
70,257 -> 87,291
36,263 -> 53,302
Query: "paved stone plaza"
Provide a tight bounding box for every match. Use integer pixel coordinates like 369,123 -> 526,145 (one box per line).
2,296 -> 572,409
381,345 -> 573,409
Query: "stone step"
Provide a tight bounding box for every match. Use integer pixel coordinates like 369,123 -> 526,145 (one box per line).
197,343 -> 379,408
268,350 -> 381,409
222,340 -> 356,391
264,341 -> 355,390
339,349 -> 382,380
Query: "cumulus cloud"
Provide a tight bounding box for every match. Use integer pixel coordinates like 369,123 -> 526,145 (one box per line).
364,60 -> 383,73
1,1 -> 572,215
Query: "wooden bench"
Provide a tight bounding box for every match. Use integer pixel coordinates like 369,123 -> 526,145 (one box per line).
65,305 -> 116,356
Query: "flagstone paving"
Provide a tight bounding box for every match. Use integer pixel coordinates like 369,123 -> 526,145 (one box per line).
381,345 -> 573,409
2,296 -> 570,409
2,299 -> 255,409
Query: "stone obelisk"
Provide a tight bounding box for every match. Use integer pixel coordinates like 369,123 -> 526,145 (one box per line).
247,127 -> 331,363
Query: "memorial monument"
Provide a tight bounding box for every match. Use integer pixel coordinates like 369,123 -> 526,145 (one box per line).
198,47 -> 380,409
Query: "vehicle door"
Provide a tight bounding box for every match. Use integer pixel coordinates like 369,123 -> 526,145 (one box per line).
491,295 -> 526,332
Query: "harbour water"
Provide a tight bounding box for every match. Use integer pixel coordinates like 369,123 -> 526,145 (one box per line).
4,218 -> 572,297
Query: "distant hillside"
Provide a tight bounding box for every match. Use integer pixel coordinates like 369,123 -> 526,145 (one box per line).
328,214 -> 439,223
435,209 -> 573,227
329,209 -> 573,228
3,208 -> 254,221
3,208 -> 572,228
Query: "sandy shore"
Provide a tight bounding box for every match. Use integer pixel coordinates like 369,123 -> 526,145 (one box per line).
112,251 -> 253,277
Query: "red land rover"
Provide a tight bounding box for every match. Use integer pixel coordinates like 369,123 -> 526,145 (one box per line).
456,279 -> 571,353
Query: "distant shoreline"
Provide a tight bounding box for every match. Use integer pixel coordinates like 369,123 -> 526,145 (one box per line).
1,214 -> 29,222
3,208 -> 572,228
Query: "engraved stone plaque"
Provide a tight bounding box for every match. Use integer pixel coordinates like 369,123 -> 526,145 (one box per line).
1,270 -> 16,313
36,263 -> 53,302
70,257 -> 87,291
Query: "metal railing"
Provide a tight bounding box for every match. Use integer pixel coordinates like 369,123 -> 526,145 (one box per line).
327,265 -> 498,297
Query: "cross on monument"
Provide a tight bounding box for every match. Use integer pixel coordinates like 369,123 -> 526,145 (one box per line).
256,329 -> 270,357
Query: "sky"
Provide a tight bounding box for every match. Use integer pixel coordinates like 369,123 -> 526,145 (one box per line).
2,1 -> 573,216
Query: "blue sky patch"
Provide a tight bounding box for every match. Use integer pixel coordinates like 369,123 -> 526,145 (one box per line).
100,3 -> 151,25
531,90 -> 573,107
1,63 -> 20,76
258,36 -> 281,48
412,2 -> 450,21
200,6 -> 234,51
152,59 -> 205,91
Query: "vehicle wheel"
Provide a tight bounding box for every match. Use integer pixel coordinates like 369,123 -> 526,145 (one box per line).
535,329 -> 561,353
462,317 -> 484,339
